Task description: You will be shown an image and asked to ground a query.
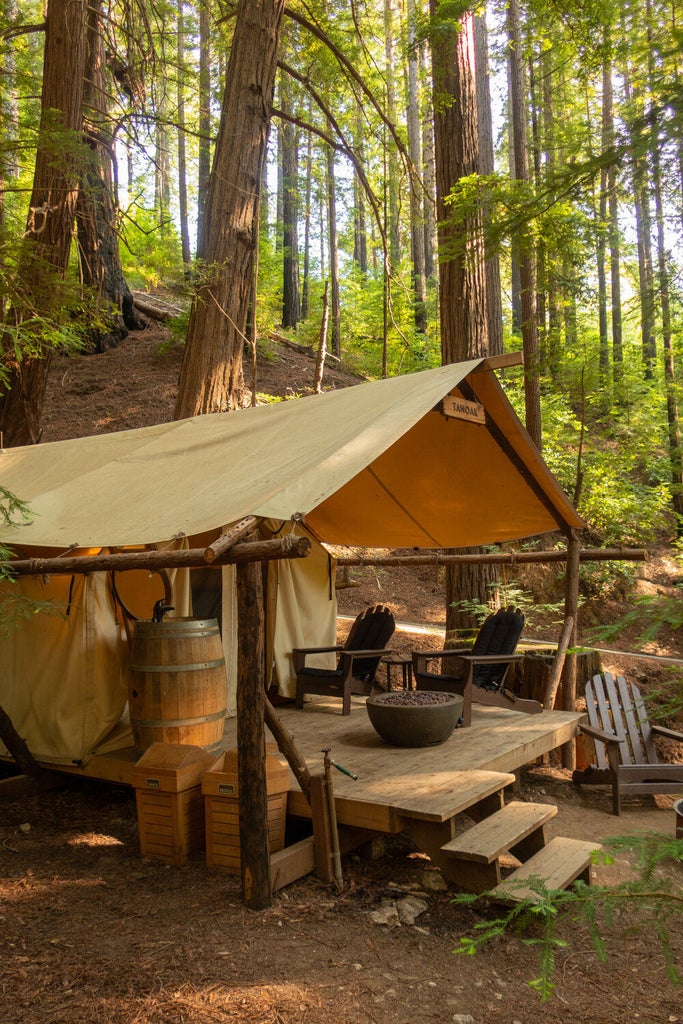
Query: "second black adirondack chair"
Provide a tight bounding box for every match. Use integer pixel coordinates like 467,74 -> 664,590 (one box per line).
412,606 -> 541,727
294,605 -> 396,715
573,672 -> 683,814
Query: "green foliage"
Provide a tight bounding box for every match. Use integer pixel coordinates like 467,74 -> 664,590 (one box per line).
0,488 -> 55,633
588,589 -> 683,647
119,207 -> 186,290
452,835 -> 683,1001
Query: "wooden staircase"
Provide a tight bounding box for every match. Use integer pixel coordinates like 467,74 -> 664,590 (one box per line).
440,799 -> 600,901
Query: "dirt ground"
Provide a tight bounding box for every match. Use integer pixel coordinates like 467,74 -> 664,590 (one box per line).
2,318 -> 682,1023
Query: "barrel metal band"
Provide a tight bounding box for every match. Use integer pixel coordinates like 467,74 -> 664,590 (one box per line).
133,708 -> 227,728
129,658 -> 226,673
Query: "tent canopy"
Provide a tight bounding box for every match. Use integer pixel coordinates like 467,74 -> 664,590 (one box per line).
0,358 -> 584,551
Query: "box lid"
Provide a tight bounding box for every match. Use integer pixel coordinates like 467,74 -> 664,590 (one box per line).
131,742 -> 216,792
202,744 -> 290,797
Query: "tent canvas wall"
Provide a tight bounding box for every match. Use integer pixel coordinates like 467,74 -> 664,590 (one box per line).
0,358 -> 584,766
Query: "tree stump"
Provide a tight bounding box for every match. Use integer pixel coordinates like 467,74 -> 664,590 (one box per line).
507,649 -> 603,709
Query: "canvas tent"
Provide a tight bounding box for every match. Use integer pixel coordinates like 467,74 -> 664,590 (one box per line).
0,357 -> 584,766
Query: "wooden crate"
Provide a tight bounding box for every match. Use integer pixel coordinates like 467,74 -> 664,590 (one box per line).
131,742 -> 215,867
203,745 -> 290,873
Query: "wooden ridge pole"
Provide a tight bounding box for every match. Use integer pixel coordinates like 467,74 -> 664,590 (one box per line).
3,534 -> 311,577
336,548 -> 647,567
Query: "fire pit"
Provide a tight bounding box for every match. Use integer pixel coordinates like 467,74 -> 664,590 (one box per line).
366,690 -> 464,747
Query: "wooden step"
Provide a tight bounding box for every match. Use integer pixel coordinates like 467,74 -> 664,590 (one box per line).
489,836 -> 601,903
441,801 -> 557,864
438,800 -> 557,892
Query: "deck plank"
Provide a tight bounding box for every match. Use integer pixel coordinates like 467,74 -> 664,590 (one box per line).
38,698 -> 581,833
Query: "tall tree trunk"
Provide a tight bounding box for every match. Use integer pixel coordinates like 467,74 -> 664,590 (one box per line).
474,14 -> 502,357
624,60 -> 656,381
508,0 -> 541,448
604,42 -> 623,388
407,0 -> 427,333
542,50 -> 561,381
420,39 -> 437,282
326,140 -> 341,359
301,130 -> 313,320
384,0 -> 400,268
154,76 -> 171,232
353,109 -> 368,276
0,0 -> 19,266
430,1 -> 497,634
196,0 -> 211,252
648,10 -> 683,531
0,0 -> 88,446
175,0 -> 286,419
76,0 -> 141,353
177,0 -> 192,269
281,80 -> 300,330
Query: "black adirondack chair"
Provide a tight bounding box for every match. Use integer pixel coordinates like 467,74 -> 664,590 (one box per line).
573,672 -> 683,815
412,606 -> 541,727
294,605 -> 396,715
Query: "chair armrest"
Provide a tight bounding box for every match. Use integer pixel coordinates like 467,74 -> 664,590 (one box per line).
342,647 -> 394,660
292,645 -> 344,655
651,724 -> 683,742
579,722 -> 622,747
293,645 -> 343,674
459,653 -> 525,665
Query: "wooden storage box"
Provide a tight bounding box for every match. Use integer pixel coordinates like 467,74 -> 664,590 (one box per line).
203,745 -> 291,873
131,742 -> 215,866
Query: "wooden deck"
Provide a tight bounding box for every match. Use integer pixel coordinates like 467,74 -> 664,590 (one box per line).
75,698 -> 581,836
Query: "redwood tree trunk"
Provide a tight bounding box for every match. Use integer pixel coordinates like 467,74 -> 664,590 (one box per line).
0,0 -> 88,446
76,0 -> 141,353
175,0 -> 285,418
430,2 -> 498,633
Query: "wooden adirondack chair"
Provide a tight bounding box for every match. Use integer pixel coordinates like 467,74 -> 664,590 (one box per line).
573,672 -> 683,815
412,607 -> 541,727
294,605 -> 395,715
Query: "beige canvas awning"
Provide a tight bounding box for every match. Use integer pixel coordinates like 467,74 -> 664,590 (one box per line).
0,359 -> 584,551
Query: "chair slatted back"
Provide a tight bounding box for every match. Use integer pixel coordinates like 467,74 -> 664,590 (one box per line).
343,605 -> 395,683
470,607 -> 525,690
585,673 -> 659,770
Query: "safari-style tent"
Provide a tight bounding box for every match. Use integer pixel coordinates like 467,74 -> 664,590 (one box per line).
0,356 -> 585,768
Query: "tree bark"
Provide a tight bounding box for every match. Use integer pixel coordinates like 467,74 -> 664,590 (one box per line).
326,139 -> 341,359
281,78 -> 301,329
196,0 -> 211,252
76,0 -> 141,353
474,13 -> 502,357
236,559 -> 271,909
407,0 -> 427,333
0,0 -> 88,446
507,0 -> 541,449
430,2 -> 498,635
175,0 -> 286,419
177,0 -> 192,269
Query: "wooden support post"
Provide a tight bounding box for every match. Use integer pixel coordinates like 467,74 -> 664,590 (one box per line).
236,558 -> 271,910
264,695 -> 311,803
561,531 -> 581,770
309,774 -> 335,883
543,615 -> 574,711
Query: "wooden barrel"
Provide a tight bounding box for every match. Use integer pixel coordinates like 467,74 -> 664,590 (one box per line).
128,617 -> 227,756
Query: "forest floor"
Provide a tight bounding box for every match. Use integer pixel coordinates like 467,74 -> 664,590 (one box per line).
2,318 -> 682,1024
